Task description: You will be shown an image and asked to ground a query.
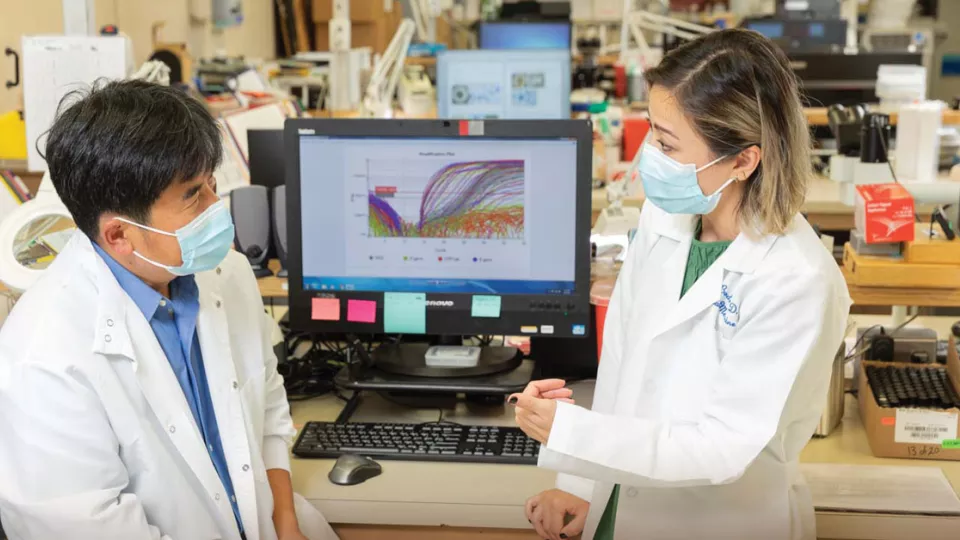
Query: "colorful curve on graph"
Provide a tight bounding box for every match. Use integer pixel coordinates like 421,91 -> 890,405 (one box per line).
368,160 -> 525,239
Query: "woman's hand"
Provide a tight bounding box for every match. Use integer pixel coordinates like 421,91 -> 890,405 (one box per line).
508,379 -> 572,444
509,392 -> 558,444
526,489 -> 589,540
517,379 -> 575,403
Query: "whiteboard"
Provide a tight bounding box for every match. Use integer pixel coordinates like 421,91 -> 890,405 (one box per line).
22,36 -> 128,172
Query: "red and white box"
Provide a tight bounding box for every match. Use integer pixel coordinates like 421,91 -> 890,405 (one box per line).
855,183 -> 916,244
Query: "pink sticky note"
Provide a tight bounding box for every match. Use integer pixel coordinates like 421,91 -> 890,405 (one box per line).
311,298 -> 340,321
347,299 -> 377,324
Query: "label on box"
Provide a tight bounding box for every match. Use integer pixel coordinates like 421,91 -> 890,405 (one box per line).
855,183 -> 916,244
894,409 -> 958,444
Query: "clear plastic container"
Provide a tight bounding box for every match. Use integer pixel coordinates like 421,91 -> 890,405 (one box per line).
876,65 -> 927,112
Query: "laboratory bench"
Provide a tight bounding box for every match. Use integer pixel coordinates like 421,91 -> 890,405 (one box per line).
591,175 -> 942,234
289,380 -> 960,540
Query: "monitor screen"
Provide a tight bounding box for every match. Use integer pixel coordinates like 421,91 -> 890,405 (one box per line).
437,50 -> 571,120
746,21 -> 785,40
300,137 -> 576,294
285,119 -> 592,338
247,129 -> 285,189
479,21 -> 571,50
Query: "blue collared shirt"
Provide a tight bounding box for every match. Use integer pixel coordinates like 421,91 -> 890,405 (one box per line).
94,244 -> 243,533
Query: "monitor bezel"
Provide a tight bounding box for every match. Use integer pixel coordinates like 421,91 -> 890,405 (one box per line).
284,118 -> 594,339
436,49 -> 572,120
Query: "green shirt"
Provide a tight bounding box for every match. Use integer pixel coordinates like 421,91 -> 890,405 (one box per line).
593,221 -> 731,539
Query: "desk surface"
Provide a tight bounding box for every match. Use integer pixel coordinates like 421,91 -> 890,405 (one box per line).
290,381 -> 960,539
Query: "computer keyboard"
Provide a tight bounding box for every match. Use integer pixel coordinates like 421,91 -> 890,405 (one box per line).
293,421 -> 540,465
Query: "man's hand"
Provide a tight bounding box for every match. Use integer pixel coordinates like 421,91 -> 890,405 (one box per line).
268,469 -> 305,539
277,529 -> 310,540
509,392 -> 559,445
526,489 -> 589,540
273,507 -> 307,540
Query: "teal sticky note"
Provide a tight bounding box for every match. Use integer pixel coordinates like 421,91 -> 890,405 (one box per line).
472,295 -> 502,318
384,292 -> 426,334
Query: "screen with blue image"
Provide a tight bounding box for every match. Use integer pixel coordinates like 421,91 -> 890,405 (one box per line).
479,22 -> 571,50
437,49 -> 571,120
298,136 -> 578,295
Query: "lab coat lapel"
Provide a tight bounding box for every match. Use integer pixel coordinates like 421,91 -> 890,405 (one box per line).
87,248 -> 226,508
652,228 -> 779,339
196,272 -> 260,540
645,214 -> 695,340
125,311 -> 226,494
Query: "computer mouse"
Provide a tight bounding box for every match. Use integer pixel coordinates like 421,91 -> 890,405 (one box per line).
328,454 -> 382,486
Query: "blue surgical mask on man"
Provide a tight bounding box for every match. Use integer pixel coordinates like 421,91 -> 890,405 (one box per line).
115,200 -> 236,276
638,144 -> 736,215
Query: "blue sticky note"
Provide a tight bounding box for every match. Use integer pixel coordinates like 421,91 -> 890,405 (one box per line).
384,292 -> 427,334
472,295 -> 502,318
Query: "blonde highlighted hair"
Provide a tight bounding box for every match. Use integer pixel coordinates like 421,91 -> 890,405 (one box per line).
645,28 -> 811,236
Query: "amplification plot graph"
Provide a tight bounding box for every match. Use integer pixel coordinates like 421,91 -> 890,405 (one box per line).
367,159 -> 525,239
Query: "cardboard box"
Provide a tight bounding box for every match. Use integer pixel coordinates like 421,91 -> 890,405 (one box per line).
313,3 -> 400,53
857,337 -> 960,461
313,0 -> 394,23
854,183 -> 916,244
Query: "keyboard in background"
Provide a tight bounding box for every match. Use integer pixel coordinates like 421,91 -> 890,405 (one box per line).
293,421 -> 540,465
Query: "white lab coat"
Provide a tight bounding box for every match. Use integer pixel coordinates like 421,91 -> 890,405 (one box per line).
0,233 -> 338,540
539,203 -> 851,540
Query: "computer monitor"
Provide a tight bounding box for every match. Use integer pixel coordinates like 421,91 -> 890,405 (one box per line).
247,129 -> 285,189
285,118 -> 592,348
479,21 -> 572,50
437,50 -> 571,120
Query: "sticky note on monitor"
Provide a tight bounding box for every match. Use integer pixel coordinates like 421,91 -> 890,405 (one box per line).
383,292 -> 426,334
311,297 -> 340,321
471,295 -> 502,318
347,299 -> 377,324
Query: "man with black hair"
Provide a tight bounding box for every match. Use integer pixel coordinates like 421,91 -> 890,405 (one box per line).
0,81 -> 337,540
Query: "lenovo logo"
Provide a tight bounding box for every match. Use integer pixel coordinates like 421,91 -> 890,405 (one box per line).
426,300 -> 455,308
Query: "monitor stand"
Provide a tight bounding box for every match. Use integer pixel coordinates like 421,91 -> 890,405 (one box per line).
373,342 -> 522,378
333,340 -> 533,424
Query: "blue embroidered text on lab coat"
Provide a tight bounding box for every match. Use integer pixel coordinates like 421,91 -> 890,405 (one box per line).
713,285 -> 739,327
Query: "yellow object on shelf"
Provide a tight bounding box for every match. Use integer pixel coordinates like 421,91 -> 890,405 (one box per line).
843,242 -> 960,289
904,223 -> 960,265
0,111 -> 27,160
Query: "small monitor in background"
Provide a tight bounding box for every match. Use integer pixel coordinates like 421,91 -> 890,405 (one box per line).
437,49 -> 571,120
479,21 -> 572,50
247,129 -> 285,189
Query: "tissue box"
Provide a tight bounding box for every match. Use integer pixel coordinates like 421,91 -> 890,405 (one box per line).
855,184 -> 916,244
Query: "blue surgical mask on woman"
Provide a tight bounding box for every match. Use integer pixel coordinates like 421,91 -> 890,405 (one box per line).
638,144 -> 736,215
115,200 -> 236,276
